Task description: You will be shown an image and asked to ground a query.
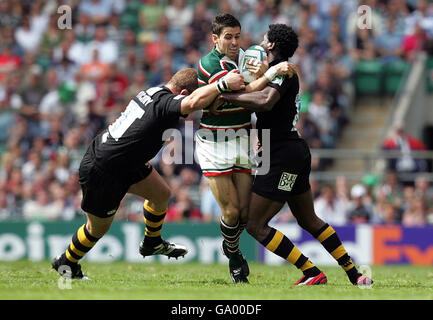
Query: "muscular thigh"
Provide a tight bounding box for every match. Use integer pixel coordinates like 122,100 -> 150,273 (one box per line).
207,175 -> 239,212
127,168 -> 171,211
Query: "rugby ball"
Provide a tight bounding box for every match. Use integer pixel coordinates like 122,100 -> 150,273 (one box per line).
239,45 -> 267,83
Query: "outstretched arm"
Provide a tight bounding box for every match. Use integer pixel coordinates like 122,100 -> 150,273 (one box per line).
180,70 -> 245,115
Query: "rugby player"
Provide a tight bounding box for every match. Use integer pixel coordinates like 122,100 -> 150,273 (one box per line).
215,24 -> 373,286
51,68 -> 246,279
196,13 -> 296,283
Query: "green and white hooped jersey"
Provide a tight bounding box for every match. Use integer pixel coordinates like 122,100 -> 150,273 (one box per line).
197,47 -> 251,139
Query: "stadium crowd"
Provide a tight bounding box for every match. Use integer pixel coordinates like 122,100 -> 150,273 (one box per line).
0,0 -> 432,225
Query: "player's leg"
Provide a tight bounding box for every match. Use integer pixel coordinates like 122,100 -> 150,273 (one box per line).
52,213 -> 112,279
207,174 -> 250,282
246,192 -> 326,285
52,157 -> 120,279
232,171 -> 252,233
128,167 -> 187,259
287,189 -> 373,286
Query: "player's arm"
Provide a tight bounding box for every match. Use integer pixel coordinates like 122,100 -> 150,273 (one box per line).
244,60 -> 297,93
219,86 -> 281,113
180,70 -> 245,115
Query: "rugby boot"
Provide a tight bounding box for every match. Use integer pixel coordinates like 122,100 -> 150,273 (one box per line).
294,271 -> 327,286
355,275 -> 373,287
222,241 -> 250,283
139,238 -> 188,259
51,255 -> 89,280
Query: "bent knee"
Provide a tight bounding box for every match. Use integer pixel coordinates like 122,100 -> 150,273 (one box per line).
246,221 -> 268,242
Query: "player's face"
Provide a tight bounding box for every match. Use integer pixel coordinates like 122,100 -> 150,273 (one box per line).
213,26 -> 241,61
260,33 -> 271,53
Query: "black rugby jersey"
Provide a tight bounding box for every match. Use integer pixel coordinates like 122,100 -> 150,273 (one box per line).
89,86 -> 186,172
256,59 -> 301,142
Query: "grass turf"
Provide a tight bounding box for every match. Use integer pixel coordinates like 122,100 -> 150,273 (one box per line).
0,261 -> 432,300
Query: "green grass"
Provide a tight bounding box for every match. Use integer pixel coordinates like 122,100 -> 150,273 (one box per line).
0,261 -> 432,300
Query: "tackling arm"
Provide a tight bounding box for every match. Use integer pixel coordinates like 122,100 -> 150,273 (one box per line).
220,86 -> 280,113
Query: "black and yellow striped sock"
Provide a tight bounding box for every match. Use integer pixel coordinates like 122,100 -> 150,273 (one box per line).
64,224 -> 100,265
260,228 -> 320,277
314,223 -> 361,284
143,201 -> 167,246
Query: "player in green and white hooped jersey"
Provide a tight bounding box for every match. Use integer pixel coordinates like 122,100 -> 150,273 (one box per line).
195,13 -> 294,283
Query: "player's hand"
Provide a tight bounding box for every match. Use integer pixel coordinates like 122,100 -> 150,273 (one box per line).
224,69 -> 245,91
274,61 -> 298,78
245,56 -> 268,79
209,95 -> 225,115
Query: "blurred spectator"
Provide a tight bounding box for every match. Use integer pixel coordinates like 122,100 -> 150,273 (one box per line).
382,125 -> 428,174
241,0 -> 271,44
78,0 -> 113,25
347,184 -> 375,224
84,25 -> 119,65
0,45 -> 21,82
314,184 -> 349,226
14,15 -> 42,54
166,187 -> 201,222
23,189 -> 63,221
404,0 -> 433,38
307,89 -> 337,148
164,0 -> 194,30
374,19 -> 404,61
402,22 -> 428,61
402,194 -> 428,226
75,12 -> 95,43
200,179 -> 221,222
139,0 -> 166,31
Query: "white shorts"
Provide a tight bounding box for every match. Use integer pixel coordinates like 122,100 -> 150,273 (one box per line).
195,133 -> 252,177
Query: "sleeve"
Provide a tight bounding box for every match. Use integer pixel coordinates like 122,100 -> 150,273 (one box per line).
162,93 -> 188,118
267,73 -> 298,96
198,56 -> 229,86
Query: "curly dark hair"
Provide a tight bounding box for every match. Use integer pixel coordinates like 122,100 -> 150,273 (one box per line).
211,13 -> 241,36
267,24 -> 299,59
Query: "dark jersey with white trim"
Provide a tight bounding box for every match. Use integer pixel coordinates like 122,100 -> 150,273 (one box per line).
88,86 -> 185,172
256,58 -> 301,143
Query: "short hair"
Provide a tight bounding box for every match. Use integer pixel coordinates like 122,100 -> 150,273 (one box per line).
167,68 -> 198,94
211,13 -> 241,36
267,24 -> 299,59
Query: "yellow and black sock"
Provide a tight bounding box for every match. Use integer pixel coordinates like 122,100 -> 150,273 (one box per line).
64,224 -> 100,265
143,201 -> 167,246
260,228 -> 320,277
314,223 -> 361,284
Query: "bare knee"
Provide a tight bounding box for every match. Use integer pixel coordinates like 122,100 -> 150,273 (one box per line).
246,220 -> 269,242
221,204 -> 240,225
86,216 -> 113,238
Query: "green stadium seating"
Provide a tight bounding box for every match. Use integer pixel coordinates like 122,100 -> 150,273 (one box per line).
383,59 -> 409,94
354,60 -> 383,95
426,55 -> 433,93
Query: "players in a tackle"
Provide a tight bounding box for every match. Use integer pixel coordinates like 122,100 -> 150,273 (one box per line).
215,24 -> 373,286
196,13 -> 296,283
51,68 -> 247,279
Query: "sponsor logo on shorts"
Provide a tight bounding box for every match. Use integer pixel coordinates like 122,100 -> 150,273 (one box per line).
278,172 -> 297,192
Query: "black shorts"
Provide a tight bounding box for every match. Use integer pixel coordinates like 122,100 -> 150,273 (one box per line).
252,138 -> 311,202
78,151 -> 153,218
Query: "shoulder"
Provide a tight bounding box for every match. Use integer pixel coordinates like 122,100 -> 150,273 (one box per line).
198,51 -> 224,78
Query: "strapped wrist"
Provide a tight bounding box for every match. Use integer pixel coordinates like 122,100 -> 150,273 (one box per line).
216,77 -> 230,93
264,66 -> 278,81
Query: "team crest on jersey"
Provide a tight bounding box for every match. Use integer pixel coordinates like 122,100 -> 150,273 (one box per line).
278,172 -> 297,192
106,209 -> 116,216
271,75 -> 284,86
